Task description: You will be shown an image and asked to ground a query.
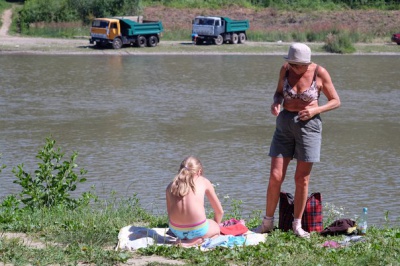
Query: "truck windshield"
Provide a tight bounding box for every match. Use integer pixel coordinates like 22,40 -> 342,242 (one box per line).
92,20 -> 109,28
195,18 -> 215,26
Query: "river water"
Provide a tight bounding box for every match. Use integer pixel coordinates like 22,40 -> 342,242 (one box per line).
0,54 -> 399,227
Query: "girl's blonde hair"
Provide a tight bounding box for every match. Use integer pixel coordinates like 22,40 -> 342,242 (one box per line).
170,156 -> 203,197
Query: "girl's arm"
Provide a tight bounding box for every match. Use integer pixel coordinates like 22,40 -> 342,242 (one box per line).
205,179 -> 224,224
165,185 -> 172,216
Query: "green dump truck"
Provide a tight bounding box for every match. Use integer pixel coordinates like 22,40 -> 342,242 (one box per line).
191,16 -> 250,45
90,16 -> 164,49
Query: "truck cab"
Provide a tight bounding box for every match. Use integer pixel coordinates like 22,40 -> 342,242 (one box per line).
192,16 -> 225,37
192,16 -> 249,45
90,18 -> 120,48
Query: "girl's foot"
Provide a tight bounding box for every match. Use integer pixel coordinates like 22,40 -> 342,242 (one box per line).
175,237 -> 205,247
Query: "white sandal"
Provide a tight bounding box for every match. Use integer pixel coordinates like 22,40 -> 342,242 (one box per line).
293,227 -> 310,238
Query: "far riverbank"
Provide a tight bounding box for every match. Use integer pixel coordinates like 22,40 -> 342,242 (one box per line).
1,36 -> 400,55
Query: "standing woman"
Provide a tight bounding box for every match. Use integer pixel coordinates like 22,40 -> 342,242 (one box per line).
255,43 -> 340,237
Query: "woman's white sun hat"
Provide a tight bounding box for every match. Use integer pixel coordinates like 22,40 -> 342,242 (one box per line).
284,43 -> 312,65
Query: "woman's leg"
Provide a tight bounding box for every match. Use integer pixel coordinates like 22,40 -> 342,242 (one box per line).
254,157 -> 291,233
293,161 -> 313,219
266,157 -> 291,217
292,160 -> 313,237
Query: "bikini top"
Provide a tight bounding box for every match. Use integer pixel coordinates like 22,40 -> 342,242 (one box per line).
283,65 -> 320,102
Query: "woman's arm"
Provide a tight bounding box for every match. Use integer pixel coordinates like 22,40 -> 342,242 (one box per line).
316,66 -> 341,114
271,65 -> 286,116
298,65 -> 341,120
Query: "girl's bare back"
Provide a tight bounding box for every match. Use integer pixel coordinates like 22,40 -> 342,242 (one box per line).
166,176 -> 208,225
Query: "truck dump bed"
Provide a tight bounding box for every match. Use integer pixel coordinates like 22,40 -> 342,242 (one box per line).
222,17 -> 249,33
119,19 -> 163,36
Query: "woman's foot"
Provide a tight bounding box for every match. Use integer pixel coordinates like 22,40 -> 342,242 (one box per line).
292,219 -> 310,238
293,226 -> 310,238
253,216 -> 274,233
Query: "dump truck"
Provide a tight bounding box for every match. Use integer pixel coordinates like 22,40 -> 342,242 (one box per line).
89,16 -> 163,49
191,16 -> 249,45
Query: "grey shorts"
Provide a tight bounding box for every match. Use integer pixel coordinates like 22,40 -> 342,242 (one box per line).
269,109 -> 322,162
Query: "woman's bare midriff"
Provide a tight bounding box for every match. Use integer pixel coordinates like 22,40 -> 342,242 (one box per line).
283,99 -> 319,112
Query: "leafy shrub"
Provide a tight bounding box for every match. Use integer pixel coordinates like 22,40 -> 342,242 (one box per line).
0,195 -> 22,225
12,137 -> 93,210
323,32 -> 356,54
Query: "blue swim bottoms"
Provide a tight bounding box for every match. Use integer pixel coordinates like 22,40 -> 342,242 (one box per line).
269,109 -> 322,162
169,219 -> 209,240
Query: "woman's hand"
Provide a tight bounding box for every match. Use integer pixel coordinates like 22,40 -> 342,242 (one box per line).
298,107 -> 318,120
271,103 -> 281,116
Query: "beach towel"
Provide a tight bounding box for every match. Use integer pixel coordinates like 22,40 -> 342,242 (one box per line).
115,225 -> 266,251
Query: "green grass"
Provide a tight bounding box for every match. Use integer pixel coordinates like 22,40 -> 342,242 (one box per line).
0,194 -> 158,265
140,228 -> 400,265
0,194 -> 399,265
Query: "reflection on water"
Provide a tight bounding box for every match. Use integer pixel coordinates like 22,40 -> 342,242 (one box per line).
0,54 -> 399,227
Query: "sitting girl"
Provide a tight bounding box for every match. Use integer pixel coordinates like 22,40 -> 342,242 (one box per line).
166,156 -> 224,246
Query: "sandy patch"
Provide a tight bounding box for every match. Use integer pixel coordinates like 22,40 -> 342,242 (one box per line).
0,232 -> 185,266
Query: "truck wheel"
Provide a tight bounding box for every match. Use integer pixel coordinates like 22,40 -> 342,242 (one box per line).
112,38 -> 123,49
238,33 -> 246,44
214,35 -> 223,45
231,33 -> 239,44
147,36 -> 158,47
137,36 -> 147,48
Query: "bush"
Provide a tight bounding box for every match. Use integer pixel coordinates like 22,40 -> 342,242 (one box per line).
323,32 -> 356,54
12,137 -> 93,210
0,195 -> 22,225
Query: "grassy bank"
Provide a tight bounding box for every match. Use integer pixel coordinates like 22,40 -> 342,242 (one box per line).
1,194 -> 399,265
0,138 -> 399,265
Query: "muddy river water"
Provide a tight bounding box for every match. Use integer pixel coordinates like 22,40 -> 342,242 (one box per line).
0,54 -> 399,227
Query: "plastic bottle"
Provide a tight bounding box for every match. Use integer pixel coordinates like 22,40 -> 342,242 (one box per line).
358,207 -> 368,235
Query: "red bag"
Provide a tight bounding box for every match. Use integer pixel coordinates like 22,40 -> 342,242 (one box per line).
278,192 -> 323,233
219,218 -> 248,236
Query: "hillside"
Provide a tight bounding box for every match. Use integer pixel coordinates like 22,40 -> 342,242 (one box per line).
143,6 -> 400,42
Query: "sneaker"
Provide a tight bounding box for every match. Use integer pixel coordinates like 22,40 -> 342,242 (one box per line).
293,227 -> 310,238
253,216 -> 274,234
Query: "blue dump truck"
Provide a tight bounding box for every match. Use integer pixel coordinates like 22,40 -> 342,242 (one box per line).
90,16 -> 163,49
192,16 -> 250,45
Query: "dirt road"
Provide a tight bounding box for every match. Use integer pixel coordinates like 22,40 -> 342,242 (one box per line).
0,8 -> 11,36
